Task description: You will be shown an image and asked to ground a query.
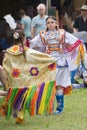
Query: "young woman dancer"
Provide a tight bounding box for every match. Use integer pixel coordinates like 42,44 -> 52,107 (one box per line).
30,16 -> 85,114
0,29 -> 56,124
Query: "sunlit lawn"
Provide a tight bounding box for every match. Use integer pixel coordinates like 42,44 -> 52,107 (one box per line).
0,88 -> 87,130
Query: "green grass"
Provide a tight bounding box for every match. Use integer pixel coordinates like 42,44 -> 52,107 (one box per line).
0,88 -> 87,130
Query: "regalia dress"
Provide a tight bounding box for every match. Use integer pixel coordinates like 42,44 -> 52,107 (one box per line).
30,29 -> 85,94
0,45 -> 57,121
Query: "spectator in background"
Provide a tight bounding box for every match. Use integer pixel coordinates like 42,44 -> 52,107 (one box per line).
0,65 -> 7,91
0,20 -> 13,65
31,3 -> 48,39
72,5 -> 87,85
19,9 -> 31,41
73,5 -> 87,32
73,5 -> 87,50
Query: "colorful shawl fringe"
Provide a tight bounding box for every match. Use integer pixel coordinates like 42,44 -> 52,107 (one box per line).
65,40 -> 84,66
4,81 -> 56,119
75,41 -> 84,65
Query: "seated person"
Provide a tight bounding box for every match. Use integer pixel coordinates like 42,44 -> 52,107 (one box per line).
0,65 -> 7,97
0,65 -> 7,90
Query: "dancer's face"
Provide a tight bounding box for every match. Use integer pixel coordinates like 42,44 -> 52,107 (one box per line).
46,18 -> 57,31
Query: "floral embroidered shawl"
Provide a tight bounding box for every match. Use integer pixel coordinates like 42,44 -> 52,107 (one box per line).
3,45 -> 56,89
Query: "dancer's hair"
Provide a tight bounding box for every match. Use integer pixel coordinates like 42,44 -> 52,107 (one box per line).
13,29 -> 26,60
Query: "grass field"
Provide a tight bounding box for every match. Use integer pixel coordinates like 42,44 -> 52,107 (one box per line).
0,88 -> 87,130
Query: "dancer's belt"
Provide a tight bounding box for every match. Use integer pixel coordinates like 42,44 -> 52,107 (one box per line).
47,44 -> 63,51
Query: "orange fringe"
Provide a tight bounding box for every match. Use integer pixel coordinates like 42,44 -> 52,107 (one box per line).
30,84 -> 41,116
75,43 -> 84,65
0,102 -> 8,117
5,88 -> 13,102
62,85 -> 72,95
49,82 -> 56,114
